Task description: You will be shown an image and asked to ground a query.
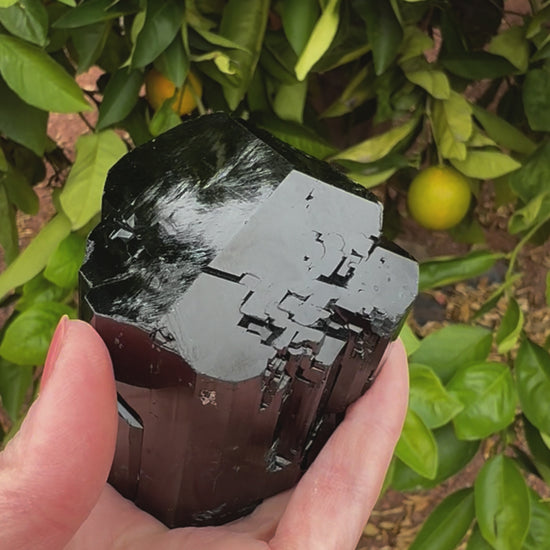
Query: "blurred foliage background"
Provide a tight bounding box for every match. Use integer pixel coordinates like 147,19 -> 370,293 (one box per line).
1,0 -> 550,548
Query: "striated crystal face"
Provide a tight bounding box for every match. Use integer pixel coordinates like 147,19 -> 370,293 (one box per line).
79,113 -> 418,527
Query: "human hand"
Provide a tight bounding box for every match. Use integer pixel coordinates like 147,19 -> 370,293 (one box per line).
0,318 -> 408,550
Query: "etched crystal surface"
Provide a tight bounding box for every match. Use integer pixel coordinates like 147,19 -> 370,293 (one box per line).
79,113 -> 418,527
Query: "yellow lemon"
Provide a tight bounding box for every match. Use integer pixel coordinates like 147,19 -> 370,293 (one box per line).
145,68 -> 202,115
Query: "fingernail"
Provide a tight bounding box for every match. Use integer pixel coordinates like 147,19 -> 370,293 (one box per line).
40,315 -> 69,391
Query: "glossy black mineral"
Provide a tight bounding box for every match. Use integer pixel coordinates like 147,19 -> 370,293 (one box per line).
79,113 -> 418,528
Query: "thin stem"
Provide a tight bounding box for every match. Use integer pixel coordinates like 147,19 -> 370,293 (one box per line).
505,221 -> 544,282
78,112 -> 95,132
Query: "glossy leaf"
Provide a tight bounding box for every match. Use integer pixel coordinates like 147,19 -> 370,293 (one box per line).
495,298 -> 524,354
97,68 -> 143,130
1,165 -> 39,215
0,213 -> 71,299
419,250 -> 502,292
523,69 -> 550,133
147,99 -> 181,137
523,488 -> 550,550
409,488 -> 475,550
356,0 -> 403,75
509,141 -> 550,202
406,69 -> 450,99
524,417 -> 550,485
0,184 -> 17,264
348,168 -> 397,189
516,339 -> 550,434
273,80 -> 307,123
409,363 -> 464,428
398,25 -> 433,63
71,21 -> 110,74
295,0 -> 341,81
395,408 -> 438,479
0,302 -> 74,365
410,324 -> 492,384
16,274 -> 69,312
472,105 -> 536,156
0,35 -> 89,113
0,0 -> 48,46
0,77 -> 47,156
282,0 -> 319,56
154,33 -> 189,88
441,52 -> 516,80
399,322 -> 420,355
432,92 -> 472,161
466,524 -> 494,550
0,358 -> 33,422
487,26 -> 528,72
474,455 -> 530,550
447,362 -> 517,440
219,0 -> 270,109
392,423 -> 479,491
131,0 -> 184,68
451,150 -> 521,179
43,233 -> 87,289
53,0 -> 135,28
59,131 -> 127,230
331,115 -> 418,163
0,0 -> 18,6
509,192 -> 550,234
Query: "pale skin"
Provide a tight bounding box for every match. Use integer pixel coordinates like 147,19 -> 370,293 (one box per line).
0,319 -> 408,550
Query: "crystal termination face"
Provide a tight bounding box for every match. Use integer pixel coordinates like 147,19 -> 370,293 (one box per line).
79,113 -> 418,528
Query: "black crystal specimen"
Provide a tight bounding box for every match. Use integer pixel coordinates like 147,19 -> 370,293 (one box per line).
79,113 -> 418,528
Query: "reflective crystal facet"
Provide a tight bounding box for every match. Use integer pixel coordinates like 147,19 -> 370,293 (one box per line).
79,113 -> 418,527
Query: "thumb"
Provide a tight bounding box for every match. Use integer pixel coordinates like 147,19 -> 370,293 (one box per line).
0,318 -> 117,550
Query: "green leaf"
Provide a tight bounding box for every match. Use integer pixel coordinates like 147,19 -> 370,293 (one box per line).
471,105 -> 536,156
419,250 -> 502,292
53,0 -> 134,28
392,423 -> 479,491
451,150 -> 521,179
295,0 -> 341,80
409,363 -> 464,429
509,192 -> 550,235
147,99 -> 181,136
154,33 -> 189,88
509,141 -> 550,202
331,115 -> 419,163
0,183 -> 17,263
474,455 -> 530,550
395,408 -> 438,479
131,0 -> 184,69
466,524 -> 495,550
71,21 -> 110,74
0,302 -> 73,365
97,68 -> 143,130
516,339 -> 550,434
59,131 -> 127,230
0,77 -> 47,156
524,417 -> 550,485
441,52 -> 517,80
398,25 -> 433,63
487,27 -> 528,72
448,362 -> 517,440
0,358 -> 33,422
356,0 -> 403,76
523,69 -> 550,133
405,69 -> 450,99
523,488 -> 550,550
410,324 -> 492,384
0,0 -> 48,46
219,0 -> 270,109
1,165 -> 39,215
0,0 -> 18,6
495,298 -> 524,354
347,168 -> 397,189
273,80 -> 307,123
526,5 -> 550,38
282,0 -> 319,56
399,322 -> 420,355
43,233 -> 86,289
409,488 -> 475,550
0,34 -> 89,113
16,274 -> 69,312
0,213 -> 71,299
432,92 -> 472,161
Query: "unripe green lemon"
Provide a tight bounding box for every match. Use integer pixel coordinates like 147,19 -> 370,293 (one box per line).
407,166 -> 471,230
